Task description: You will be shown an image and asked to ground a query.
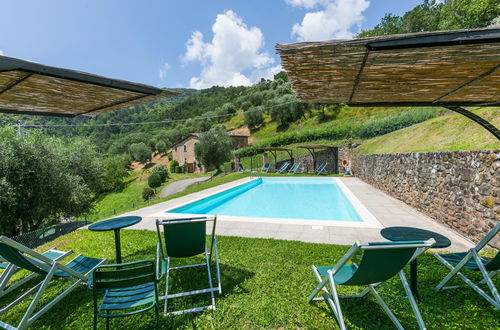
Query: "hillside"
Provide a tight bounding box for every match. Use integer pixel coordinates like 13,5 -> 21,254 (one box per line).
358,108 -> 500,154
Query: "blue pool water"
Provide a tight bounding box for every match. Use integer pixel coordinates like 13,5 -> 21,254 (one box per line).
168,177 -> 362,222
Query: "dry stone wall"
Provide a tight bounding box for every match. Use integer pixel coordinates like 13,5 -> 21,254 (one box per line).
350,149 -> 500,248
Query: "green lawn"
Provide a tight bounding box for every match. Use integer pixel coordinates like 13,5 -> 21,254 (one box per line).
1,230 -> 498,329
87,171 -> 218,221
358,108 -> 500,154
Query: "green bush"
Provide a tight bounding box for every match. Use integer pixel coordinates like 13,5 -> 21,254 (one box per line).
356,108 -> 438,139
175,166 -> 183,174
169,159 -> 178,173
129,142 -> 151,163
142,187 -> 155,201
148,173 -> 162,190
153,165 -> 169,182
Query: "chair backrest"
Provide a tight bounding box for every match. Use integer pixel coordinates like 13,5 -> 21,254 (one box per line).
475,222 -> 500,252
0,238 -> 47,275
156,217 -> 216,258
341,241 -> 432,286
93,260 -> 156,290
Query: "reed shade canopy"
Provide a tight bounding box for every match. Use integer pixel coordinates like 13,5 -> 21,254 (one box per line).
0,55 -> 177,117
258,147 -> 294,164
276,27 -> 500,139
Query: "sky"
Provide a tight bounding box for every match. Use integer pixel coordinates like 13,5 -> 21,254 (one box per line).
0,0 -> 422,89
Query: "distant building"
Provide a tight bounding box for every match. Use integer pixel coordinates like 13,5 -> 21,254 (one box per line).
171,132 -> 249,173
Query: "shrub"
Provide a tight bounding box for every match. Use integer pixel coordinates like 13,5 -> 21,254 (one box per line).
356,108 -> 438,139
175,166 -> 183,174
148,173 -> 162,191
153,165 -> 169,182
142,187 -> 155,201
101,154 -> 130,192
169,159 -> 178,173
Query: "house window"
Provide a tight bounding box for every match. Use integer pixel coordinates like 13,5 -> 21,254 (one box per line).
174,146 -> 177,152
183,145 -> 187,152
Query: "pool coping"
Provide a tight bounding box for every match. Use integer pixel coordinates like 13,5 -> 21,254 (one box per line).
152,177 -> 383,229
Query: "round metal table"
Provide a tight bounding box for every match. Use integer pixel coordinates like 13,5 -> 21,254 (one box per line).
381,226 -> 451,301
88,216 -> 142,264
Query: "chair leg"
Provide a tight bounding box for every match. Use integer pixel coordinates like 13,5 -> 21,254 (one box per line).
434,252 -> 473,290
327,271 -> 347,330
398,270 -> 426,330
205,250 -> 216,309
155,303 -> 160,330
213,238 -> 222,294
164,257 -> 170,314
106,310 -> 110,330
479,271 -> 497,285
368,284 -> 404,330
472,252 -> 500,309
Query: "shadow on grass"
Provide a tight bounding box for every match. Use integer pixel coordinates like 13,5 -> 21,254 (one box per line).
0,257 -> 254,329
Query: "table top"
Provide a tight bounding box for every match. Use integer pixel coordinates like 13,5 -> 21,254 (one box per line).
88,216 -> 142,232
381,226 -> 451,248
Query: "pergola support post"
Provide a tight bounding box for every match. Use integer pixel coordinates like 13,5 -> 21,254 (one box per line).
444,106 -> 500,140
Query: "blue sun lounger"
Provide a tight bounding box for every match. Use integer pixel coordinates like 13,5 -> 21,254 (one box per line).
276,162 -> 290,173
288,162 -> 301,174
315,162 -> 327,175
261,163 -> 270,172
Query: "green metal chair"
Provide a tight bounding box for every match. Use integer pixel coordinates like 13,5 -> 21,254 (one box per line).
434,222 -> 500,309
315,161 -> 327,175
91,260 -> 161,330
309,239 -> 435,330
155,216 -> 221,316
261,163 -> 270,172
0,235 -> 106,330
0,248 -> 73,298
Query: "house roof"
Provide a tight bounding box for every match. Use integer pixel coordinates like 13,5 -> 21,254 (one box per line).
275,27 -> 500,107
0,55 -> 177,117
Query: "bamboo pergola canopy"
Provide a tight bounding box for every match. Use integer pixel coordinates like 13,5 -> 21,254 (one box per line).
276,28 -> 500,107
295,145 -> 335,150
0,55 -> 177,117
258,147 -> 293,151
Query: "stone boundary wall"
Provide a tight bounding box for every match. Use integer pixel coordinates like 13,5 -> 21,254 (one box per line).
350,149 -> 499,248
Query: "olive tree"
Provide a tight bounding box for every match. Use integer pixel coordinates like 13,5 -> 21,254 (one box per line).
194,126 -> 232,172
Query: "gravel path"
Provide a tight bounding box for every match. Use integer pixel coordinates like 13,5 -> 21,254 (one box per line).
159,176 -> 210,198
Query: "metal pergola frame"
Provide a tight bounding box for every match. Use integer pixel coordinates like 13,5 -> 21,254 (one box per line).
296,145 -> 339,173
0,55 -> 177,117
258,147 -> 294,165
277,28 -> 500,140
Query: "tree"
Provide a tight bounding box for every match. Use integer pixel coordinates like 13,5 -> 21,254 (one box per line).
244,107 -> 264,129
148,173 -> 162,192
101,154 -> 130,192
0,128 -> 104,236
156,140 -> 167,154
194,126 -> 232,171
152,165 -> 169,182
129,143 -> 151,163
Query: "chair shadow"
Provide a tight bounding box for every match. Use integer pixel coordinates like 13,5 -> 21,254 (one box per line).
0,246 -> 254,329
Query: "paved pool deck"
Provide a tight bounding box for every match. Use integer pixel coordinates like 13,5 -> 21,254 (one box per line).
111,177 -> 474,251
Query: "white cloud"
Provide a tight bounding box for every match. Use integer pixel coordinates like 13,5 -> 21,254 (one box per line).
182,10 -> 277,89
290,0 -> 370,41
159,62 -> 170,81
0,50 -> 4,56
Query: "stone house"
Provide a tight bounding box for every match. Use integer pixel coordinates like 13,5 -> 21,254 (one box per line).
171,132 -> 249,173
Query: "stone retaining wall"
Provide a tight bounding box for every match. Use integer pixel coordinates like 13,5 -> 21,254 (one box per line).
350,149 -> 500,248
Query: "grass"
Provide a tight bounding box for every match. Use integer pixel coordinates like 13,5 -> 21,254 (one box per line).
1,230 -> 498,329
87,171 -> 213,221
358,108 -> 500,154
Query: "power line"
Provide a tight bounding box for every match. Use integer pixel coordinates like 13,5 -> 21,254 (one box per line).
21,101 -> 299,128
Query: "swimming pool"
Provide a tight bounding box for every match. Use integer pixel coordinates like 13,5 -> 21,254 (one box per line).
165,177 -> 380,226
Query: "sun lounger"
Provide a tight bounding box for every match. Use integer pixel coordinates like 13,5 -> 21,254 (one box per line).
261,163 -> 270,172
0,236 -> 106,329
309,239 -> 435,330
315,162 -> 327,175
288,162 -> 301,174
434,222 -> 500,309
276,162 -> 290,173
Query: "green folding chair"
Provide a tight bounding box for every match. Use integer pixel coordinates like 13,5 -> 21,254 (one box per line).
155,216 -> 221,316
0,248 -> 73,298
276,161 -> 290,173
309,239 -> 435,330
315,161 -> 327,175
434,222 -> 500,309
91,260 -> 161,330
0,236 -> 106,330
288,162 -> 302,174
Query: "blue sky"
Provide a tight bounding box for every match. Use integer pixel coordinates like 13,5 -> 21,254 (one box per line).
0,0 -> 421,89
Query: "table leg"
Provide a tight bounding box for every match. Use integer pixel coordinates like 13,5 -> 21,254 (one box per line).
114,229 -> 122,264
410,259 -> 421,301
